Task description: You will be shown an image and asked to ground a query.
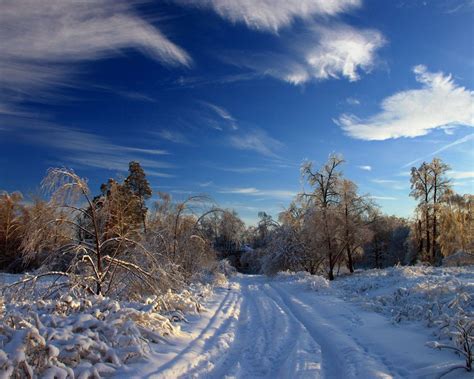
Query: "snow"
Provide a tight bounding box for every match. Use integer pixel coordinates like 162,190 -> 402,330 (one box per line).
1,266 -> 472,378
120,266 -> 473,378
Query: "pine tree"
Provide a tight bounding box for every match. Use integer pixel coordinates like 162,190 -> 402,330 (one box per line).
125,161 -> 152,233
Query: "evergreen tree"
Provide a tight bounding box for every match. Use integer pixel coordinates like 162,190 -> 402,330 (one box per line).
125,161 -> 152,233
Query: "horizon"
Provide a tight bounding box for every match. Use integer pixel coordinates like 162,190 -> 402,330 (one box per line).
1,0 -> 473,225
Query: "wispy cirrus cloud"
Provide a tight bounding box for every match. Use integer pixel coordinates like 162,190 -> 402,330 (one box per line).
357,165 -> 372,171
3,120 -> 174,176
200,101 -> 238,130
0,0 -> 191,114
219,187 -> 296,200
337,65 -> 474,140
403,134 -> 474,167
155,129 -> 191,145
369,195 -> 398,201
449,171 -> 474,179
229,129 -> 284,158
347,97 -> 361,105
371,179 -> 407,190
176,0 -> 361,32
215,166 -> 272,174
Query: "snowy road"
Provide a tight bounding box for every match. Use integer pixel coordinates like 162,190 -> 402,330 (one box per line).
122,275 -> 465,379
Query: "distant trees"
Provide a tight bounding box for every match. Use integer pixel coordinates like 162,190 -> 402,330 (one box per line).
362,214 -> 410,268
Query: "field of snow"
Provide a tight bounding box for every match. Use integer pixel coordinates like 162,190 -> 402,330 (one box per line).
0,266 -> 472,378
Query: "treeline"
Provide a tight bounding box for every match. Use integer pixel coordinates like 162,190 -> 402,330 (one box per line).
239,155 -> 473,279
0,156 -> 472,285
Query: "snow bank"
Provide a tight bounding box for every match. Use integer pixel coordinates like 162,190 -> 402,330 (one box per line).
331,266 -> 473,332
274,266 -> 474,373
0,273 -> 215,378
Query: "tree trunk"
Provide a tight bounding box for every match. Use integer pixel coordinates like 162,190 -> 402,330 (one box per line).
328,266 -> 335,281
425,207 -> 431,263
417,219 -> 423,260
346,246 -> 354,273
431,181 -> 438,265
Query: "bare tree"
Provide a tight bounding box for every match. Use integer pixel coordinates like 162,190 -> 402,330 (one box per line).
336,179 -> 374,273
410,158 -> 451,264
301,154 -> 344,280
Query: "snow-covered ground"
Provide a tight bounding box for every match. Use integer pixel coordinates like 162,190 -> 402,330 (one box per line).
1,266 -> 472,378
119,266 -> 473,379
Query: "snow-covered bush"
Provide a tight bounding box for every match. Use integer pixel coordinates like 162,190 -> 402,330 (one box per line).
0,294 -> 174,378
0,276 -> 214,378
326,266 -> 474,370
427,318 -> 473,372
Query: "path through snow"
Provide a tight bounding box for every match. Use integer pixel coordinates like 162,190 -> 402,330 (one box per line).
120,275 -> 467,379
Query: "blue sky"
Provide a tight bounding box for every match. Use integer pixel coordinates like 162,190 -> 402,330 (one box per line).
0,0 -> 473,224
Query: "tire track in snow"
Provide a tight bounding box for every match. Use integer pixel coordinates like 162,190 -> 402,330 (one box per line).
189,277 -> 322,378
146,284 -> 242,378
269,281 -> 397,379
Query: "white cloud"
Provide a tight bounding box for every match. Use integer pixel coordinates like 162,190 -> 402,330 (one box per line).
337,65 -> 474,140
0,0 -> 191,111
225,24 -> 385,84
229,129 -> 283,157
305,25 -> 385,82
176,0 -> 361,32
219,187 -> 296,199
357,165 -> 372,171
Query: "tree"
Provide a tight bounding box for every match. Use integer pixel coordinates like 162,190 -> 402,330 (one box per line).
438,190 -> 473,257
0,192 -> 25,270
410,162 -> 433,262
336,179 -> 374,273
410,158 -> 450,264
301,154 -> 344,280
125,161 -> 152,233
37,168 -> 165,296
429,158 -> 451,263
363,214 -> 409,268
